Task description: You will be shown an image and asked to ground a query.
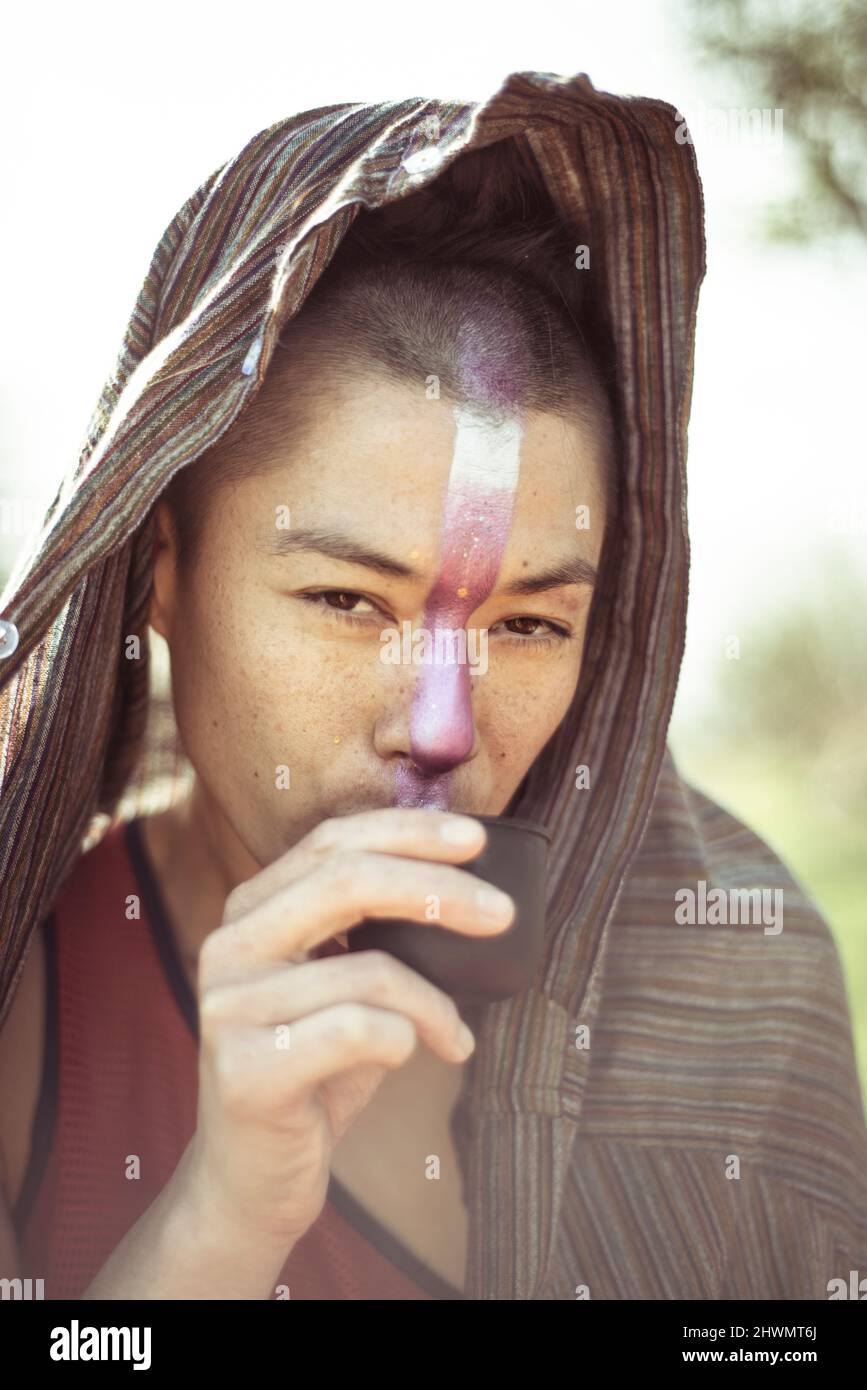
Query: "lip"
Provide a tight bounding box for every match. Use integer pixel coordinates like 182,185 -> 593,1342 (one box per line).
328,795 -> 466,816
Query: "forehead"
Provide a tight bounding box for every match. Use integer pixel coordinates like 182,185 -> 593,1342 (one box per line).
243,376 -> 607,555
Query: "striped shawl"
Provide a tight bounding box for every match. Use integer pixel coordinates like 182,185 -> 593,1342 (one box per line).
1,70 -> 865,1299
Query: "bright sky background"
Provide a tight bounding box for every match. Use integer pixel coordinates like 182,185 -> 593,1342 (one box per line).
2,0 -> 865,725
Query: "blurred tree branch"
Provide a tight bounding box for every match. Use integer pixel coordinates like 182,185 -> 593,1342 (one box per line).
685,0 -> 867,243
684,549 -> 867,815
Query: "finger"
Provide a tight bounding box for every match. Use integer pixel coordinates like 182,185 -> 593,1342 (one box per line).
210,849 -> 515,971
222,808 -> 487,925
216,1006 -> 424,1111
199,949 -> 473,1061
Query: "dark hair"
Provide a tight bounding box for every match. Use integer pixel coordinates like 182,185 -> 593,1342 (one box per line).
162,138 -> 620,572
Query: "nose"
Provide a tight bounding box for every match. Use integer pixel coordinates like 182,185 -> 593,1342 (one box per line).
404,655 -> 475,774
384,400 -> 522,804
375,646 -> 478,777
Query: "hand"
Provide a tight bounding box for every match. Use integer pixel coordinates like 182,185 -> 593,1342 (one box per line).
185,808 -> 514,1250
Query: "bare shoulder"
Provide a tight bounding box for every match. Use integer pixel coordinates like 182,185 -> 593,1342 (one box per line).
0,922 -> 46,1212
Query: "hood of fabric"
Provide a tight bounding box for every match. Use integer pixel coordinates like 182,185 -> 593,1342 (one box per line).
6,82 -> 867,1304
0,69 -> 705,1122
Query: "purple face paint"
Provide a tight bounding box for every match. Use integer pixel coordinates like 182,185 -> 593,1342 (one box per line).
394,314 -> 527,810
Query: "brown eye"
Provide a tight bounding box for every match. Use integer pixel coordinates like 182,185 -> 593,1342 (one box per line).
323,591 -> 361,611
299,591 -> 380,621
492,616 -> 572,645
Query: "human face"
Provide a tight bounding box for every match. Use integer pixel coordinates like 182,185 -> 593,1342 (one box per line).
149,375 -> 607,870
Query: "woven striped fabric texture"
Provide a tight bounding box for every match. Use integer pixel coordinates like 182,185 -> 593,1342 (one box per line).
1,70 -> 864,1298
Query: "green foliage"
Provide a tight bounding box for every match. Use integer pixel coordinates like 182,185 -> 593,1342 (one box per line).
681,0 -> 867,244
671,549 -> 867,1103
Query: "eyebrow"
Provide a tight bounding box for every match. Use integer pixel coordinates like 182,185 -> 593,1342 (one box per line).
259,527 -> 598,592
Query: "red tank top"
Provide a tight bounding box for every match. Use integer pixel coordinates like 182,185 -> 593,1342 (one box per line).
13,817 -> 463,1300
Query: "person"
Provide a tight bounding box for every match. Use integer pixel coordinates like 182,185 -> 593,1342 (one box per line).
0,71 -> 865,1302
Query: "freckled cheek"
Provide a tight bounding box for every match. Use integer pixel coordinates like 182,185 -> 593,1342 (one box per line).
168,584 -> 279,726
205,608 -> 385,740
479,648 -> 582,746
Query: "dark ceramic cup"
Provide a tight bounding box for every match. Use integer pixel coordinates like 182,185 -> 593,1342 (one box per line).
346,814 -> 551,1004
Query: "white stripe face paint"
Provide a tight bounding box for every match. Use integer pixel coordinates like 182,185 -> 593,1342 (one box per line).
394,402 -> 524,809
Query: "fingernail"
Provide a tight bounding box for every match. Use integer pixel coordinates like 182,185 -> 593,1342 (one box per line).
457,1022 -> 476,1055
476,884 -> 513,922
440,817 -> 483,844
